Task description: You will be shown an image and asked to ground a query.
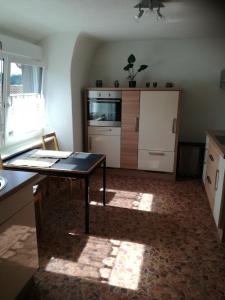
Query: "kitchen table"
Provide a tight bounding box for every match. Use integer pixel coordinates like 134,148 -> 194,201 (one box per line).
3,149 -> 106,234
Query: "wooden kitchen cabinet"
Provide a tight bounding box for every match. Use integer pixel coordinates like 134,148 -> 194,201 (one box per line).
121,90 -> 140,169
84,88 -> 181,176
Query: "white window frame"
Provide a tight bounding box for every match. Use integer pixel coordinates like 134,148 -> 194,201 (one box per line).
0,53 -> 45,149
0,53 -> 8,147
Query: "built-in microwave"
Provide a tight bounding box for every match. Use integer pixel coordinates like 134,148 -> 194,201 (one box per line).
88,90 -> 122,127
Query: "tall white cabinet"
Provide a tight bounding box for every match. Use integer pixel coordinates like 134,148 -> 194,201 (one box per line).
138,91 -> 180,172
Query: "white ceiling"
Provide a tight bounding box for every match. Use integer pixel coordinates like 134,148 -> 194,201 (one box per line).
0,0 -> 225,43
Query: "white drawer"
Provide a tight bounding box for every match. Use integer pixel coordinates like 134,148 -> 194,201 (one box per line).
138,150 -> 175,172
88,134 -> 120,168
0,185 -> 33,225
88,126 -> 121,136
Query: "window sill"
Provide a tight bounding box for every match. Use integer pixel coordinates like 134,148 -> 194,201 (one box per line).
1,137 -> 43,161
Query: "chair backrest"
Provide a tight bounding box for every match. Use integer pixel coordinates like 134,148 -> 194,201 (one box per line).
42,132 -> 59,151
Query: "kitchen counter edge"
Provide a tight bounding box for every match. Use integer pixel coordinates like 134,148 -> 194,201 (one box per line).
0,170 -> 39,201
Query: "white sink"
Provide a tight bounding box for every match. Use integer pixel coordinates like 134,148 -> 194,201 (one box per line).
0,176 -> 7,191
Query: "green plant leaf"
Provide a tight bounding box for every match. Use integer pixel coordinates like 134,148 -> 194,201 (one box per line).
123,64 -> 130,71
124,63 -> 133,71
128,54 -> 136,64
138,65 -> 148,72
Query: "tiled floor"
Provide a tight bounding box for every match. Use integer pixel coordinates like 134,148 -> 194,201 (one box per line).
31,174 -> 225,300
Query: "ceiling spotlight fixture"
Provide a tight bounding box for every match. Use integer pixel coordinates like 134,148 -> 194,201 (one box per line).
134,0 -> 165,19
134,5 -> 145,19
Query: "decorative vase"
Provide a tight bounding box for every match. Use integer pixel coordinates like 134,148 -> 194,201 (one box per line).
114,80 -> 119,88
96,80 -> 103,87
129,81 -> 136,88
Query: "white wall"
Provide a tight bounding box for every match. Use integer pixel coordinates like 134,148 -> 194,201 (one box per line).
0,33 -> 42,60
89,39 -> 225,142
71,33 -> 100,151
41,33 -> 78,150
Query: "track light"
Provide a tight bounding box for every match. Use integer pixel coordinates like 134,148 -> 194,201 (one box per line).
134,6 -> 145,19
134,0 -> 165,20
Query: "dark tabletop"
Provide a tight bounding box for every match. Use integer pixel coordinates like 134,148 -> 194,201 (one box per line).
3,149 -> 106,176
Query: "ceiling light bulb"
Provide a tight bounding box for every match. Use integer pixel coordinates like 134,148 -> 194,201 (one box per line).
137,8 -> 144,18
134,6 -> 144,20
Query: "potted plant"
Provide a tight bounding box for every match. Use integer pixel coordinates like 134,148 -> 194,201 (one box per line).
123,54 -> 148,87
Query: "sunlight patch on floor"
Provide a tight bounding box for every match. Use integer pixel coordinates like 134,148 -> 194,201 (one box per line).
97,188 -> 154,212
108,240 -> 145,290
45,236 -> 145,291
135,193 -> 154,212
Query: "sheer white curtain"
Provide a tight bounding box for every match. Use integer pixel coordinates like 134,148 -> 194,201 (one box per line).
4,62 -> 44,146
0,58 -> 4,147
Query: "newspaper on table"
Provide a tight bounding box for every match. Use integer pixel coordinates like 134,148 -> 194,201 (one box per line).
11,157 -> 58,168
30,149 -> 72,159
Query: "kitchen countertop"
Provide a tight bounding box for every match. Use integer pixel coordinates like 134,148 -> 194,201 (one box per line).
0,170 -> 38,201
207,130 -> 225,158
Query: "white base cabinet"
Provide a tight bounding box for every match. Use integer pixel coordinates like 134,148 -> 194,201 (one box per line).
203,133 -> 225,233
0,185 -> 38,300
202,130 -> 225,242
88,127 -> 121,168
213,157 -> 225,227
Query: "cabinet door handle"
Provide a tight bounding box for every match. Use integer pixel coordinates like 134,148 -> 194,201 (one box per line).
206,175 -> 212,184
149,152 -> 165,156
95,128 -> 112,132
172,118 -> 177,134
135,117 -> 139,132
209,154 -> 214,162
215,170 -> 219,190
89,136 -> 92,151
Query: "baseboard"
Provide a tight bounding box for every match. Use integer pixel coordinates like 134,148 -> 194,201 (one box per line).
95,167 -> 175,181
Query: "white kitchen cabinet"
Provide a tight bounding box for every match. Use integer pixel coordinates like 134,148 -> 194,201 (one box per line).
203,133 -> 225,233
88,127 -> 121,168
0,179 -> 39,300
202,135 -> 209,184
138,91 -> 180,173
85,88 -> 181,173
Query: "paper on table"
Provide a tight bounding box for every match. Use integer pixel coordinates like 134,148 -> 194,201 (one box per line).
30,149 -> 72,159
10,157 -> 58,168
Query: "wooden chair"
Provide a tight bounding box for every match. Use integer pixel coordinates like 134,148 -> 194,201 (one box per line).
42,132 -> 59,151
42,132 -> 76,197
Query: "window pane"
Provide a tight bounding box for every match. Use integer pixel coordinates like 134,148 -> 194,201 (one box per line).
9,63 -> 43,95
0,59 -> 4,147
5,62 -> 44,146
